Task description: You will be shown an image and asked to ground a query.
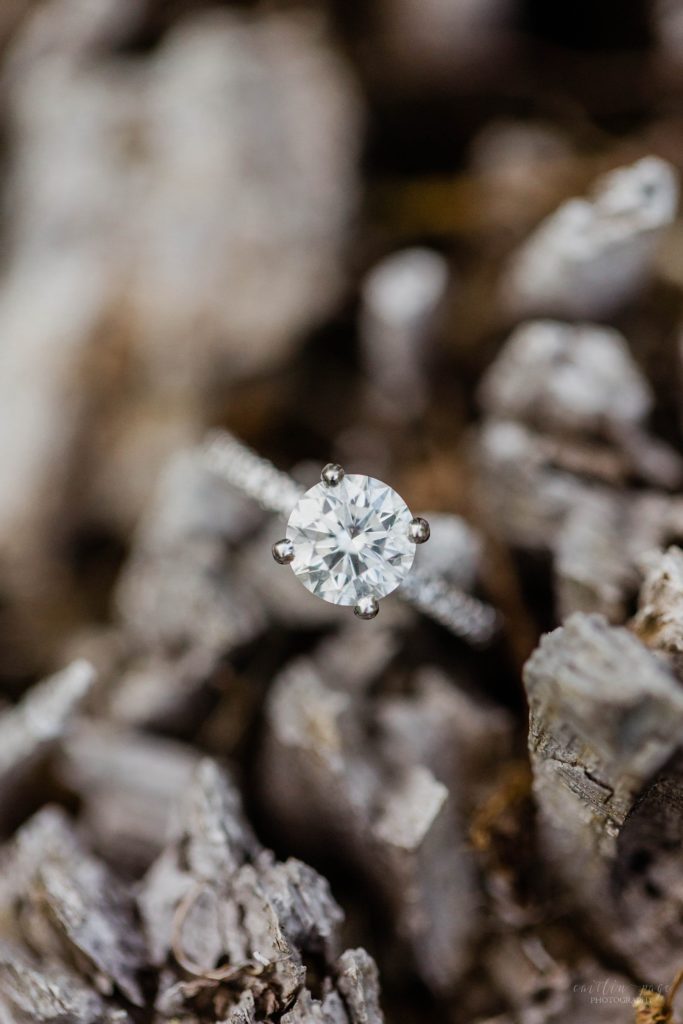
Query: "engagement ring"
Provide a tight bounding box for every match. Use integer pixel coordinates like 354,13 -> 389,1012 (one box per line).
205,431 -> 499,645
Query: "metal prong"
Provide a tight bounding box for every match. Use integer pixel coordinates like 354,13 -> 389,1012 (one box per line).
272,538 -> 295,565
354,595 -> 379,620
321,463 -> 345,486
408,516 -> 430,544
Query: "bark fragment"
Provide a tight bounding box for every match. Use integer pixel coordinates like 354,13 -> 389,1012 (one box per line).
0,660 -> 94,823
475,318 -> 683,623
524,612 -> 683,982
501,157 -> 679,319
139,759 -> 384,1022
0,942 -> 132,1024
261,650 -> 513,994
631,545 -> 683,668
360,247 -> 449,420
0,806 -> 148,1006
57,720 -> 200,868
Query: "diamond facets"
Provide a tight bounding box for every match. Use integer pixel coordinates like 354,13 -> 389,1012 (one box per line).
285,474 -> 416,606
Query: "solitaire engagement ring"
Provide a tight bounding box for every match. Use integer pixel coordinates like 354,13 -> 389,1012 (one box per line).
205,431 -> 499,645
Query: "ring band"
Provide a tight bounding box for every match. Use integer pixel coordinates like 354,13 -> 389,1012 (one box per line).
205,430 -> 500,646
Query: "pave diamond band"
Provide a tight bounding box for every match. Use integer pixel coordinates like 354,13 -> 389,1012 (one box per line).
205,430 -> 499,645
205,430 -> 304,517
400,570 -> 500,646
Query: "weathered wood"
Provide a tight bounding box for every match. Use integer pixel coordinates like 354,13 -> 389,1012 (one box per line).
478,320 -> 682,491
501,157 -> 679,319
524,612 -> 683,983
0,806 -> 148,1006
360,248 -> 449,420
479,321 -> 654,441
140,759 -> 384,1023
56,720 -> 199,867
476,320 -> 683,623
0,660 -> 94,824
261,651 -> 512,995
631,545 -> 683,669
0,942 -> 132,1024
554,491 -> 683,622
335,950 -> 383,1024
110,447 -> 267,728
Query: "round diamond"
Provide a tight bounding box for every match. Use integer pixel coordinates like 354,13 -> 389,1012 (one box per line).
285,474 -> 416,606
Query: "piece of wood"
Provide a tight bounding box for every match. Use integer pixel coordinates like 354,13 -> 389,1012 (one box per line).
524,612 -> 683,983
631,545 -> 683,669
140,759 -> 384,1023
56,720 -> 199,868
0,942 -> 132,1024
0,660 -> 94,825
500,158 -> 679,319
261,653 -> 513,995
0,806 -> 148,1006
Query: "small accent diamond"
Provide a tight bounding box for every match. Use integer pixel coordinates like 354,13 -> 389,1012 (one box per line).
285,474 -> 416,605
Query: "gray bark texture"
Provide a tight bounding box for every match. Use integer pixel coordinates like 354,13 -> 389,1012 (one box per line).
260,642 -> 513,996
525,611 -> 683,984
0,757 -> 385,1024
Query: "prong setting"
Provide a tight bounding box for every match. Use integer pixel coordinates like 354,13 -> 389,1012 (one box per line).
408,516 -> 430,544
321,463 -> 345,486
354,595 -> 379,620
272,538 -> 295,565
206,430 -> 498,643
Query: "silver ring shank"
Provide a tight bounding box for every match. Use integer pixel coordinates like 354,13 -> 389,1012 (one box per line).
205,430 -> 304,517
205,430 -> 499,645
400,570 -> 500,646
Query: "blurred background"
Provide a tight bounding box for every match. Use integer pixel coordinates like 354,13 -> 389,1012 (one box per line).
3,0 -> 683,681
1,1 -> 683,1021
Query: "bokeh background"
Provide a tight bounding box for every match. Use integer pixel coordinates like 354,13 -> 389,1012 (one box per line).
1,2 -> 683,1022
3,0 -> 682,681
